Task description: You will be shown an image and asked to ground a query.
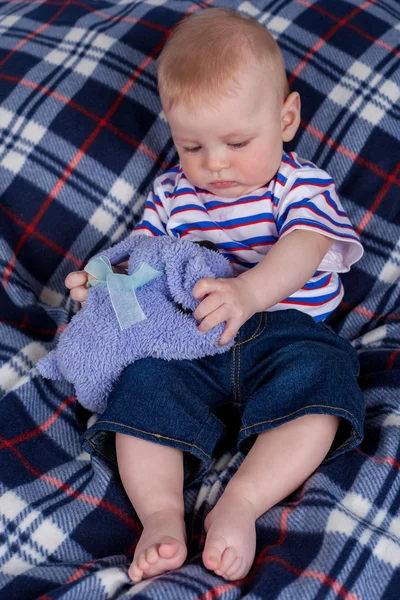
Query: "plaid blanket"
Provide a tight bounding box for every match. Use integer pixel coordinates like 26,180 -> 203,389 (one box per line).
0,0 -> 399,598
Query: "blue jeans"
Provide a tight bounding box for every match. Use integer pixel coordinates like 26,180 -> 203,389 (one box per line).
82,309 -> 365,485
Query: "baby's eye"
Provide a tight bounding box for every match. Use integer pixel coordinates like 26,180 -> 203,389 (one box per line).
228,141 -> 249,149
183,146 -> 201,153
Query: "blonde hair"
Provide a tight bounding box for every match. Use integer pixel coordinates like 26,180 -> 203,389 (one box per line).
157,8 -> 289,111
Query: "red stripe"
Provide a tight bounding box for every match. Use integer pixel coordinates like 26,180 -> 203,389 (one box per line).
358,161 -> 400,234
301,273 -> 332,291
301,121 -> 400,189
66,560 -> 97,583
206,198 -> 269,211
290,0 -> 382,86
280,284 -> 342,308
0,0 -> 71,71
2,34 -> 170,288
340,301 -> 400,322
0,431 -> 141,533
260,556 -> 361,600
296,0 -> 400,59
291,180 -> 332,191
0,201 -> 82,268
387,349 -> 400,371
180,218 -> 275,235
6,0 -> 169,32
1,0 -> 215,286
356,448 -> 400,471
0,396 -> 76,449
282,221 -> 353,238
0,73 -> 170,170
0,317 -> 66,336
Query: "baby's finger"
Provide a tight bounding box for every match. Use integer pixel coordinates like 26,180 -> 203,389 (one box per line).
197,305 -> 227,333
218,320 -> 239,346
192,277 -> 219,300
65,270 -> 88,289
193,292 -> 224,321
69,286 -> 89,303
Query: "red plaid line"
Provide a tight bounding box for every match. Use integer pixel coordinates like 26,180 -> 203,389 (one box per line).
0,0 -> 72,71
289,0 -> 381,86
2,37 -> 169,288
0,431 -> 141,532
296,0 -> 400,58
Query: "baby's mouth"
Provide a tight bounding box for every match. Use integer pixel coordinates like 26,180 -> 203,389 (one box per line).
210,181 -> 238,189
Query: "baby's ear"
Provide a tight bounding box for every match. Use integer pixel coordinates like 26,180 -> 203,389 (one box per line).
164,240 -> 233,312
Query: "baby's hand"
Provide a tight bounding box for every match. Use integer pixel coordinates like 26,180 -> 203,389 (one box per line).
65,270 -> 92,303
192,277 -> 258,346
65,260 -> 129,304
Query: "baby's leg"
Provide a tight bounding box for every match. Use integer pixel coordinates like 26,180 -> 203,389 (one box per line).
116,434 -> 187,582
202,414 -> 339,580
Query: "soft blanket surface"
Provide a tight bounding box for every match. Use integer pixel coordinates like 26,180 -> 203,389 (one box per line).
0,1 -> 399,599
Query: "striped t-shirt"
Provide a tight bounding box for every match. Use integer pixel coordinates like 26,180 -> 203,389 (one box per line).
133,151 -> 363,321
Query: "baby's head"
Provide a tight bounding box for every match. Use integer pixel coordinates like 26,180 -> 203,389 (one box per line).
157,8 -> 301,198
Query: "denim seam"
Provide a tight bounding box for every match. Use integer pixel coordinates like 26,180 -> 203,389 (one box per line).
94,419 -> 212,459
232,339 -> 237,403
234,313 -> 268,347
238,336 -> 242,403
239,404 -> 360,432
330,433 -> 359,456
86,438 -> 118,466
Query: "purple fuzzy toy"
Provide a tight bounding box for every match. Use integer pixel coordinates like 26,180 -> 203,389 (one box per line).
37,235 -> 235,413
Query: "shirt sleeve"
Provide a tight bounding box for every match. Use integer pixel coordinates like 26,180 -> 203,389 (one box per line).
131,183 -> 168,238
274,169 -> 363,273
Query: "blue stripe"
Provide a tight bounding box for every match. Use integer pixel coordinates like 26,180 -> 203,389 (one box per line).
313,310 -> 334,322
280,219 -> 360,241
176,213 -> 275,233
174,186 -> 201,197
302,274 -> 331,290
204,193 -> 271,210
136,221 -> 166,236
165,165 -> 180,174
170,204 -> 207,216
152,194 -> 163,207
282,153 -> 301,169
277,199 -> 353,232
210,236 -> 277,251
321,190 -> 347,216
223,254 -> 258,269
276,173 -> 287,186
291,176 -> 335,189
284,281 -> 341,305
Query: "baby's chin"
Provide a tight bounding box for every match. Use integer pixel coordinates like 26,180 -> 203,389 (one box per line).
204,182 -> 262,198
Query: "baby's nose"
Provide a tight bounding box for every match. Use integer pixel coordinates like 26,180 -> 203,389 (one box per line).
205,150 -> 230,172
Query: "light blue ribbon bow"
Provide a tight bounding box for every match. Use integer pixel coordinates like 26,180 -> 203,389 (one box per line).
84,256 -> 163,330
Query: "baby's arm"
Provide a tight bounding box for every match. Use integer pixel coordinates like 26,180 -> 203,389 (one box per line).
193,230 -> 333,345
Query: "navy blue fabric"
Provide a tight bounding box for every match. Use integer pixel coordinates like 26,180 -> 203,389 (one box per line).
0,1 -> 399,599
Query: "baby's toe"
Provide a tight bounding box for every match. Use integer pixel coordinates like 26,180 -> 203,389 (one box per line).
158,538 -> 181,559
225,556 -> 243,580
129,560 -> 143,582
145,545 -> 159,565
137,552 -> 150,572
219,547 -> 237,574
203,534 -> 226,570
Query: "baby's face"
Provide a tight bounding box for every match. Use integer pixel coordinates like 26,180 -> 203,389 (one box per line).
164,66 -> 299,199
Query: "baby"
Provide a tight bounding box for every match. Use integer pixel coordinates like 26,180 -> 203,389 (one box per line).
66,8 -> 365,583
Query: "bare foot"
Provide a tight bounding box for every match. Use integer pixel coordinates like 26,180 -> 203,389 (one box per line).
203,491 -> 256,580
129,508 -> 187,582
